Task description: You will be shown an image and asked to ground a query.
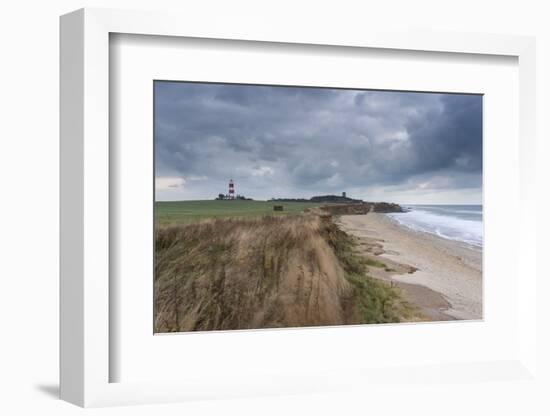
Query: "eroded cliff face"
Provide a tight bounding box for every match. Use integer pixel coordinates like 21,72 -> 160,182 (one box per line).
309,202 -> 404,216
154,214 -> 411,333
371,202 -> 404,213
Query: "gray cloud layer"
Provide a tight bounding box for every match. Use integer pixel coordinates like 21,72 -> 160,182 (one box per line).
155,82 -> 482,203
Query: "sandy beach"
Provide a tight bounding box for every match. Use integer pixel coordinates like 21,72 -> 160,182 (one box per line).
337,213 -> 482,321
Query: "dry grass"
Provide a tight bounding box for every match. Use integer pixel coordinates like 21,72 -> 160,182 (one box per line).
155,213 -> 414,332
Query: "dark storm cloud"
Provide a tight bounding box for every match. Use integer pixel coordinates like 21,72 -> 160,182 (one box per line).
154,81 -> 482,202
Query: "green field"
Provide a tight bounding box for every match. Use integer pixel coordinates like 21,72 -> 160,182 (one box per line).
155,200 -> 324,225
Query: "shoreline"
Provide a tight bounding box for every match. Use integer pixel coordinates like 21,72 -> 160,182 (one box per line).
336,213 -> 482,321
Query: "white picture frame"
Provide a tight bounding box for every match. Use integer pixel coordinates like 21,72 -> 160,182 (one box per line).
60,7 -> 537,407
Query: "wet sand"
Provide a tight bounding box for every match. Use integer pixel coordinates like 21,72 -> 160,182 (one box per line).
337,213 -> 482,321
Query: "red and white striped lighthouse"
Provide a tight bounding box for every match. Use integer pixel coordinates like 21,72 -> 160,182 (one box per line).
228,179 -> 235,199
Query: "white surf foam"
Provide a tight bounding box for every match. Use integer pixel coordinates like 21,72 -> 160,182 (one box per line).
387,206 -> 483,248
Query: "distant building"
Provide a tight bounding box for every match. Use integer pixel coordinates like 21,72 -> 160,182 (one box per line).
342,191 -> 346,198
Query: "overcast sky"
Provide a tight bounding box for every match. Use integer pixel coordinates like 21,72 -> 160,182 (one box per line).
155,81 -> 482,204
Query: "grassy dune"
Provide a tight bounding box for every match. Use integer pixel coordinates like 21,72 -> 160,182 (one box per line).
155,213 -> 415,332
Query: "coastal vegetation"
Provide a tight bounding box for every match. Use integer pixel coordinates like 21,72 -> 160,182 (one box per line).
154,206 -> 415,332
155,199 -> 404,226
155,200 -> 322,225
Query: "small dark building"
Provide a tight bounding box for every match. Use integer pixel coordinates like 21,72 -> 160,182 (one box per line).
273,205 -> 284,211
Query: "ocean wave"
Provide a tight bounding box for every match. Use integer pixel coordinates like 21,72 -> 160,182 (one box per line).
404,205 -> 482,217
387,208 -> 483,248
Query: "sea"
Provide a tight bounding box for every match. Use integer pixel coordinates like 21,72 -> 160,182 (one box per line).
386,204 -> 483,248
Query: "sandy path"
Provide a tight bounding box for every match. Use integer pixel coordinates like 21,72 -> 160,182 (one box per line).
337,214 -> 482,321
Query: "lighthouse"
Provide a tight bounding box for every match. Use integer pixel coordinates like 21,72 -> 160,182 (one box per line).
228,179 -> 235,199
